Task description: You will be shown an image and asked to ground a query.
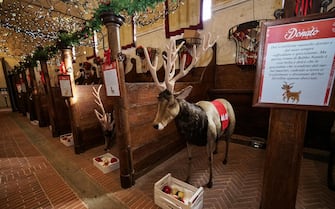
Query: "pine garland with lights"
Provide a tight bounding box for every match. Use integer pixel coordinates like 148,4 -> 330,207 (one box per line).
33,45 -> 58,61
94,0 -> 166,18
15,0 -> 170,71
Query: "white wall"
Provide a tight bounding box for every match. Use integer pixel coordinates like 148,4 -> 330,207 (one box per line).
133,0 -> 282,65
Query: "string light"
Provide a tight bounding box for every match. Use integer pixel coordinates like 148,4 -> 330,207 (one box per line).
0,0 -> 184,57
0,0 -> 88,57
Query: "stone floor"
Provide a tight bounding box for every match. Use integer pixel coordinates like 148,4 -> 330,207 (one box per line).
1,110 -> 335,209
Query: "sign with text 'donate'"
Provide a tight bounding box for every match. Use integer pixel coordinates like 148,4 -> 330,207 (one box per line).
253,12 -> 335,111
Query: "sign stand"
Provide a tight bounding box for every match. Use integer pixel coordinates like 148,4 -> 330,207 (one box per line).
253,12 -> 335,209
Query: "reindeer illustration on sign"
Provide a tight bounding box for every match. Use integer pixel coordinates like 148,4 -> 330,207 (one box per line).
281,82 -> 301,103
144,33 -> 236,188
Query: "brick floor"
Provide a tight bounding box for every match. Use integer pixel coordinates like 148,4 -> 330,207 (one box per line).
0,112 -> 87,209
1,110 -> 335,209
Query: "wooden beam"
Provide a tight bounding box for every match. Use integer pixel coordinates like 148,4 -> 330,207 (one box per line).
261,108 -> 307,209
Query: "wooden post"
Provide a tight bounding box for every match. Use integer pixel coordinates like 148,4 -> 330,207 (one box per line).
260,1 -> 325,208
28,66 -> 39,119
61,48 -> 80,153
101,12 -> 134,188
261,108 -> 307,209
40,60 -> 58,136
61,49 -> 76,94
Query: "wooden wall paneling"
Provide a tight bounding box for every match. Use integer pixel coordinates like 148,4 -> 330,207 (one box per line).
20,70 -> 29,117
25,70 -> 37,121
40,60 -> 57,136
214,64 -> 256,89
305,111 -> 335,150
38,94 -> 50,127
132,131 -> 184,178
211,64 -> 270,138
27,93 -> 37,121
70,85 -> 112,153
13,73 -> 25,114
20,92 -> 28,116
51,87 -> 71,136
27,66 -> 38,119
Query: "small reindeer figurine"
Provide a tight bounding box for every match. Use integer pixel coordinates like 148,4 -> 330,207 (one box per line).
144,33 -> 236,188
281,82 -> 301,103
92,85 -> 115,151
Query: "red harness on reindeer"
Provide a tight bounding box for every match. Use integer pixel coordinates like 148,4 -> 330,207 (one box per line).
211,100 -> 229,131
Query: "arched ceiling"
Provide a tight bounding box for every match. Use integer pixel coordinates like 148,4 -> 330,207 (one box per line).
0,0 -> 99,59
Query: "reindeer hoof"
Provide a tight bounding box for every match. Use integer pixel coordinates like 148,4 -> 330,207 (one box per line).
222,159 -> 227,164
207,181 -> 213,188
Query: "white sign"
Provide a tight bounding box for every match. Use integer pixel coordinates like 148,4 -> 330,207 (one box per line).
103,62 -> 120,96
256,17 -> 335,107
58,75 -> 73,97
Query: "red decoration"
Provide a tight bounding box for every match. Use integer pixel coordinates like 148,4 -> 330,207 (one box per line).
59,61 -> 67,74
104,49 -> 112,65
40,71 -> 46,84
295,0 -> 313,16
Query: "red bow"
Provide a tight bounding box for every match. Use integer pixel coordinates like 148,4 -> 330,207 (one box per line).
104,49 -> 112,65
59,61 -> 66,74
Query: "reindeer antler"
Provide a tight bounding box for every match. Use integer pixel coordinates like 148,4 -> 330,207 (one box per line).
144,33 -> 217,93
92,85 -> 114,131
93,85 -> 105,120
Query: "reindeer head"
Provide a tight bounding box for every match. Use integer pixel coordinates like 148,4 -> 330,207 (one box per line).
281,82 -> 294,91
144,33 -> 216,130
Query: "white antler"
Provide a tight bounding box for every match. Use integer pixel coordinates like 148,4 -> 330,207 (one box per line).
143,47 -> 166,91
92,85 -> 114,131
173,33 -> 217,84
144,32 -> 217,93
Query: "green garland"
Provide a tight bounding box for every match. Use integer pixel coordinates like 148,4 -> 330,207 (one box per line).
94,0 -> 166,18
23,55 -> 37,68
14,0 -> 169,72
33,45 -> 58,61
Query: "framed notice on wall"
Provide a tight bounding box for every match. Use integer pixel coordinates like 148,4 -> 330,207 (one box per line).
58,75 -> 73,97
253,12 -> 335,111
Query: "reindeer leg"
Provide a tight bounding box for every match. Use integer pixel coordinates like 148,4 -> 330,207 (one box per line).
186,142 -> 192,183
223,123 -> 234,164
207,150 -> 214,188
223,136 -> 229,165
213,136 -> 219,154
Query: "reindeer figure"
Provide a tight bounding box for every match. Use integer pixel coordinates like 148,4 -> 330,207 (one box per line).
281,82 -> 301,103
92,85 -> 115,151
144,34 -> 236,188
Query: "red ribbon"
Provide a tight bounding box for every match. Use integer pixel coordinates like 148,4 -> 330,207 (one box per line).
104,49 -> 111,65
59,61 -> 66,74
40,71 -> 45,84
